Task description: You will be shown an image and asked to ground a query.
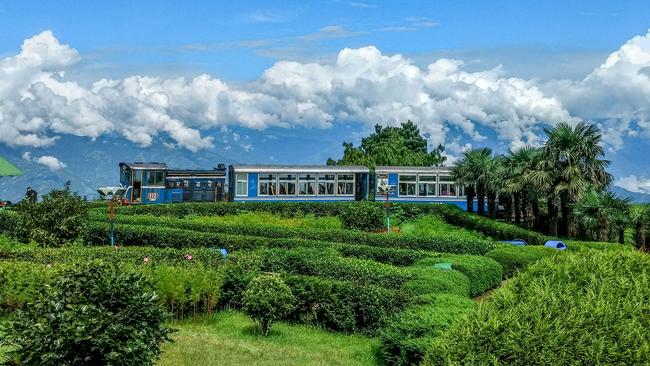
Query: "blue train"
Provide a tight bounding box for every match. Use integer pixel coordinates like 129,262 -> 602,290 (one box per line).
113,162 -> 471,209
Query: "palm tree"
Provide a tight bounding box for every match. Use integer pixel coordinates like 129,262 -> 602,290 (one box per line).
630,205 -> 650,249
502,147 -> 544,226
543,122 -> 612,237
452,148 -> 494,216
572,190 -> 629,242
452,155 -> 475,213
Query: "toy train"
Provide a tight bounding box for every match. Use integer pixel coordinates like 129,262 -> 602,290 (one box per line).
98,162 -> 473,210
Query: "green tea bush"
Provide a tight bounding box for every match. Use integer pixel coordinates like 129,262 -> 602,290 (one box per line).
415,255 -> 503,297
339,202 -> 384,230
0,261 -> 58,314
336,244 -> 432,266
380,294 -> 476,366
485,245 -> 555,278
257,248 -> 411,288
404,267 -> 471,298
564,240 -> 635,252
4,262 -> 173,366
84,218 -> 496,255
242,275 -> 295,336
14,183 -> 88,247
0,210 -> 28,241
284,274 -> 409,333
425,251 -> 650,365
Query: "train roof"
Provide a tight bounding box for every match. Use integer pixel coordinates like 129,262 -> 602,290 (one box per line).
374,166 -> 452,174
230,164 -> 369,173
119,162 -> 168,170
167,169 -> 226,177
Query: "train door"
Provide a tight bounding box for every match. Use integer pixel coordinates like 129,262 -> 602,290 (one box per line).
204,180 -> 215,202
215,180 -> 225,201
133,170 -> 143,203
182,180 -> 191,201
191,181 -> 204,201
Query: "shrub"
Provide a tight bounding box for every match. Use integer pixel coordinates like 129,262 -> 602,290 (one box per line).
0,261 -> 58,314
339,202 -> 384,231
14,182 -> 88,247
564,240 -> 636,252
404,267 -> 471,297
0,210 -> 28,241
242,275 -> 295,336
415,255 -> 503,297
84,218 -> 496,255
4,262 -> 173,366
485,245 -> 555,278
380,294 -> 476,366
425,251 -> 650,366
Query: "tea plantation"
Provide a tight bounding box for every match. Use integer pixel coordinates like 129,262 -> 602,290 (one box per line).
0,202 -> 645,365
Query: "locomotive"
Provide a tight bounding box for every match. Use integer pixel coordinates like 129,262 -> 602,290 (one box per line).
105,162 -> 472,210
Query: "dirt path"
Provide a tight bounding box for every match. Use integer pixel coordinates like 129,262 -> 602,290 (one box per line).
473,279 -> 508,302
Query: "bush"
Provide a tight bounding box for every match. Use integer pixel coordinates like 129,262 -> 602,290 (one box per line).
425,251 -> 650,365
0,210 -> 28,241
404,267 -> 471,298
84,217 -> 496,255
242,275 -> 295,336
0,261 -> 58,314
485,245 -> 555,278
4,262 -> 173,366
14,183 -> 88,246
415,255 -> 503,297
380,294 -> 476,366
339,202 -> 384,231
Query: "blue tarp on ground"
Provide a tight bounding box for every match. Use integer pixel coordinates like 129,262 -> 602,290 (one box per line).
544,240 -> 567,250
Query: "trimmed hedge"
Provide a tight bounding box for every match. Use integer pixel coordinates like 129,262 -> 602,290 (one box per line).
85,215 -> 496,255
415,255 -> 503,297
380,294 -> 476,366
257,248 -> 411,288
404,267 -> 470,298
426,251 -> 650,365
485,245 -> 555,278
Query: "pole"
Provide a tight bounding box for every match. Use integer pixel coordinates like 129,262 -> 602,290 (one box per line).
109,196 -> 115,246
385,192 -> 391,237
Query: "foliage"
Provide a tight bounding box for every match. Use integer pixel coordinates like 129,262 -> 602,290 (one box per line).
4,262 -> 173,366
572,189 -> 630,242
190,212 -> 342,230
380,294 -> 476,366
404,267 -> 470,298
14,182 -> 88,247
400,214 -> 486,241
242,275 -> 296,336
425,251 -> 650,365
0,210 -> 28,241
326,121 -> 446,169
415,255 -> 503,297
0,261 -> 58,314
485,245 -> 556,278
339,202 -> 384,231
83,217 -> 497,255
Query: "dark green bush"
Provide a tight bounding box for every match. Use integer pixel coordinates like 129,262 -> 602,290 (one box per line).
14,183 -> 88,247
0,261 -> 58,314
257,248 -> 411,288
84,217 -> 496,255
485,245 -> 555,278
425,251 -> 650,366
380,294 -> 476,366
415,255 -> 503,297
0,210 -> 28,241
404,267 -> 471,297
339,202 -> 384,231
4,262 -> 173,366
242,275 -> 295,336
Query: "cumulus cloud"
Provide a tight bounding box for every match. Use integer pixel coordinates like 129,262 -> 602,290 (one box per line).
2,29 -> 650,153
21,151 -> 67,171
615,175 -> 650,194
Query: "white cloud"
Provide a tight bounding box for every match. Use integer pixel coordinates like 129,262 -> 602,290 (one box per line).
615,175 -> 650,194
21,151 -> 67,171
2,29 -> 650,153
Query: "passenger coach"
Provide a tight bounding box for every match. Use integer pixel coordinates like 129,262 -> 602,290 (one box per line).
228,165 -> 370,202
374,166 -> 472,210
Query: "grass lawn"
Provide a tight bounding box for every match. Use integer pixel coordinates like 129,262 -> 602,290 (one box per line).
157,311 -> 379,366
189,212 -> 342,230
399,214 -> 486,240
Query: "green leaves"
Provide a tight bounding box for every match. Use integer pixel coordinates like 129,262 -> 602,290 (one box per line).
242,275 -> 295,336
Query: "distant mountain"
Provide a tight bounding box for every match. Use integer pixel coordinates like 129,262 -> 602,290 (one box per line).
611,186 -> 650,203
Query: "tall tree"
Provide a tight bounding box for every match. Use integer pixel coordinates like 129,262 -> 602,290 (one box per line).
542,122 -> 612,237
327,121 -> 446,168
452,148 -> 494,216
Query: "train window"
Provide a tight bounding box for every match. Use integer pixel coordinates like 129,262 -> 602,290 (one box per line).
259,174 -> 277,196
298,174 -> 316,195
318,174 -> 335,195
336,174 -> 354,195
398,175 -> 417,196
195,181 -> 202,188
439,175 -> 454,182
134,170 -> 142,183
457,185 -> 464,197
278,174 -> 296,195
439,183 -> 457,196
418,175 -> 436,196
156,171 -> 164,186
236,173 -> 248,196
183,180 -> 189,188
207,180 -> 213,188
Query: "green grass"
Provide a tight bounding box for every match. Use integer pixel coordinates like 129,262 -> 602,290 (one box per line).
189,212 -> 342,230
399,215 -> 486,241
157,311 -> 379,366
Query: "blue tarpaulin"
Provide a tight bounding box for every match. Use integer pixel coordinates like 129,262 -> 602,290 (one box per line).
500,239 -> 527,246
544,240 -> 567,250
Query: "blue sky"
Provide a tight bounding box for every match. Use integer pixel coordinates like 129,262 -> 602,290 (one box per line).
1,0 -> 650,198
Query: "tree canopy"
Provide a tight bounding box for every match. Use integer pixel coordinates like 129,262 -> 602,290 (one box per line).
327,121 -> 446,168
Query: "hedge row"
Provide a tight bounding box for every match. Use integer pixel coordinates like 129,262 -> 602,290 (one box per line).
86,214 -> 496,255
414,255 -> 503,297
256,248 -> 411,288
485,245 -> 556,278
426,251 -> 650,365
0,260 -> 223,319
83,222 -> 436,266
